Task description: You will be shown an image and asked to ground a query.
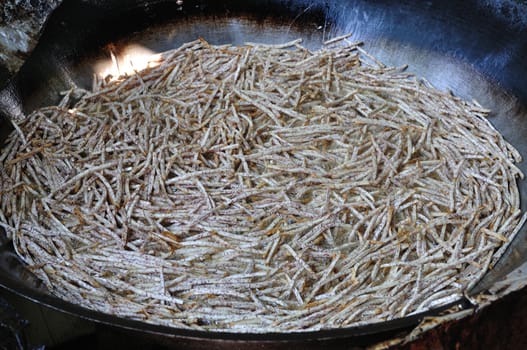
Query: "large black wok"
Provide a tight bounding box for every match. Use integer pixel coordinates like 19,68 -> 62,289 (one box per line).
1,0 -> 527,348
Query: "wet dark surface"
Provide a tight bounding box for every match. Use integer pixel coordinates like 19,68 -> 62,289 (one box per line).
2,0 -> 527,348
395,287 -> 527,350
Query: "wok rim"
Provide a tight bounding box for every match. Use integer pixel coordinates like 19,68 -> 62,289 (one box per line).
0,261 -> 474,341
1,0 -> 525,343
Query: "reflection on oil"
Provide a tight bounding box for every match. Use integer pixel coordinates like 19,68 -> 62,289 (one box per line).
94,44 -> 160,81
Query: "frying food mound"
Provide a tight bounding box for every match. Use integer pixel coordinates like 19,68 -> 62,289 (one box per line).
0,38 -> 525,332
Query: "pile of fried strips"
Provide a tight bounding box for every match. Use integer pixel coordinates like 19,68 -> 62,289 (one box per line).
0,38 -> 525,332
